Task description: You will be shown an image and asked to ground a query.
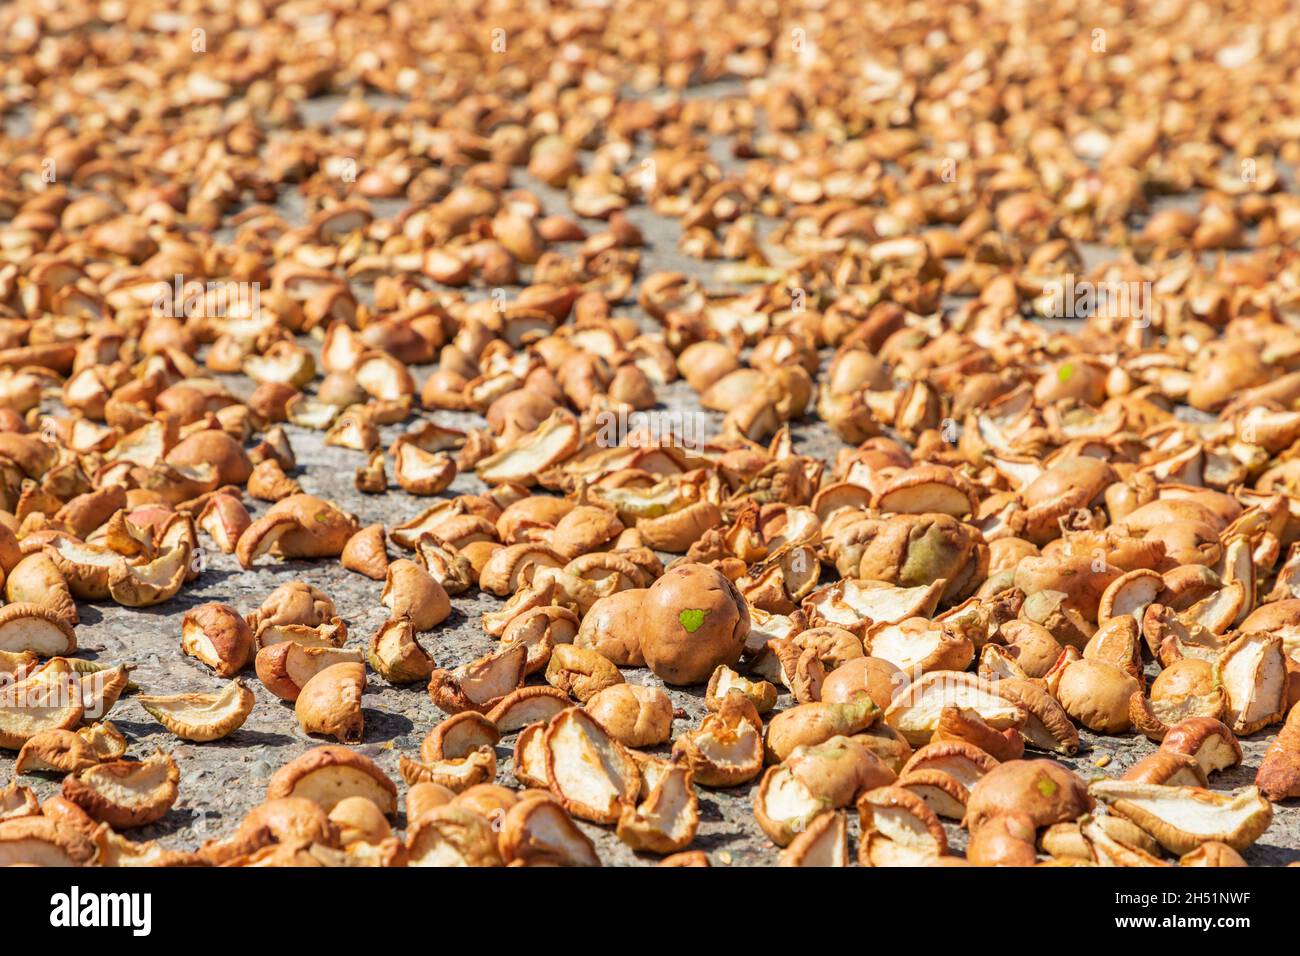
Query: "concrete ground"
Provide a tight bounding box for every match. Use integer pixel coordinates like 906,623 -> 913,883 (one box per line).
2,90 -> 1297,867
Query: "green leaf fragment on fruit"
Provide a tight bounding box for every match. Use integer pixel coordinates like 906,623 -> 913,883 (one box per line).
1036,777 -> 1057,797
678,608 -> 708,632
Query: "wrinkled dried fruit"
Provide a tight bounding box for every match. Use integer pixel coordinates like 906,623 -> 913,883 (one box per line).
138,680 -> 255,742
61,750 -> 180,829
542,708 -> 640,823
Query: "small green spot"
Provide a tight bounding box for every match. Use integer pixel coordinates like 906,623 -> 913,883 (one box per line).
679,608 -> 708,632
1057,362 -> 1075,383
1036,776 -> 1058,798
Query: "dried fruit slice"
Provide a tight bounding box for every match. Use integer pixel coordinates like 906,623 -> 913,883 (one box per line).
778,811 -> 848,867
479,543 -> 566,596
15,728 -> 99,774
487,686 -> 571,733
1056,659 -> 1139,733
0,648 -> 38,680
0,782 -> 39,820
1160,717 -> 1243,776
856,785 -> 949,866
254,618 -> 348,651
866,618 -> 973,675
617,763 -> 699,854
341,523 -> 389,580
754,764 -> 831,846
901,741 -> 998,791
0,661 -> 83,749
765,696 -> 880,763
68,662 -> 130,721
295,662 -> 366,743
1079,816 -> 1171,867
246,581 -> 335,631
754,638 -> 824,703
885,672 -> 1024,746
1089,780 -> 1274,854
240,495 -> 358,566
78,721 -> 127,760
0,603 -> 77,657
45,537 -> 119,600
414,534 -> 474,595
255,643 -> 364,701
380,559 -> 450,631
542,707 -> 640,823
545,643 -> 623,702
1041,815 -> 1162,862
61,750 -> 180,829
705,664 -> 778,714
1215,632 -> 1287,734
107,544 -> 188,607
932,705 -> 1023,762
405,805 -> 502,867
762,733 -> 891,844
399,747 -> 497,792
476,409 -> 581,485
1129,679 -> 1227,742
499,795 -> 600,866
137,680 -> 255,741
873,466 -> 978,518
1256,705 -> 1300,801
1098,568 -> 1164,626
367,617 -> 435,685
428,643 -> 527,715
267,745 -> 398,815
978,643 -> 1029,682
181,603 -> 252,677
422,712 -> 501,762
994,679 -> 1080,754
1122,751 -> 1208,787
394,443 -> 457,495
235,513 -> 302,568
585,683 -> 673,748
92,824 -> 202,867
672,694 -> 765,787
803,578 -> 945,633
0,817 -> 98,866
1184,582 -> 1245,636
197,494 -> 251,554
512,723 -> 551,788
329,796 -> 393,847
503,605 -> 577,674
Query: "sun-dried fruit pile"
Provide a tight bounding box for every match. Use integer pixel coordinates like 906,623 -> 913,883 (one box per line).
2,0 -> 1300,867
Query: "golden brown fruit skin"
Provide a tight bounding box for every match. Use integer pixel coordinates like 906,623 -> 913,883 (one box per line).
1257,704 -> 1300,802
640,563 -> 749,685
574,589 -> 648,666
964,759 -> 1092,833
833,513 -> 986,605
181,603 -> 253,677
820,656 -> 905,710
1056,659 -> 1140,733
966,811 -> 1038,867
295,663 -> 367,743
